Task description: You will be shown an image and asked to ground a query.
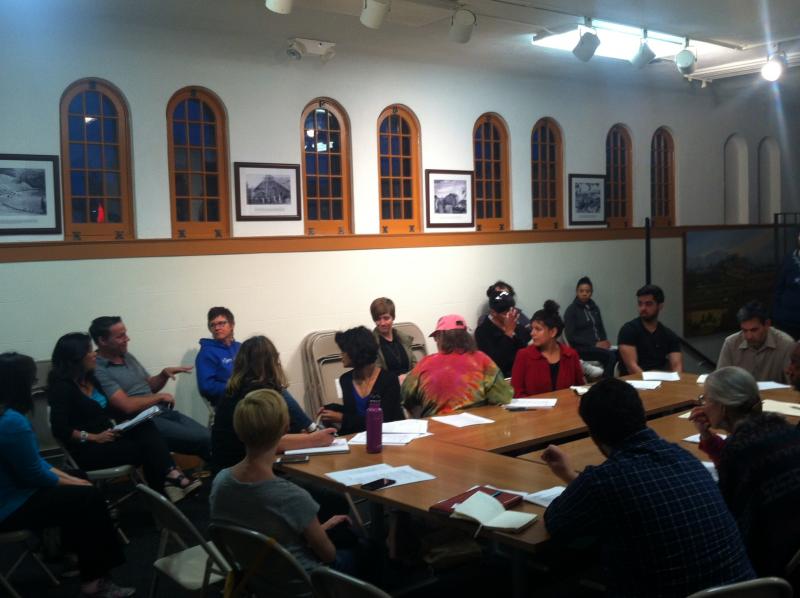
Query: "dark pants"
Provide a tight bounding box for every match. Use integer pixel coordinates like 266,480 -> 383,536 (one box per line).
153,409 -> 212,461
577,346 -> 617,378
0,485 -> 124,582
71,420 -> 174,493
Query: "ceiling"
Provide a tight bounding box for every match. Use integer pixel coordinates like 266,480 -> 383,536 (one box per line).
44,0 -> 800,92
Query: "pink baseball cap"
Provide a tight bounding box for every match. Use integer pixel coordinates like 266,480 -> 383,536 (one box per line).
429,314 -> 468,337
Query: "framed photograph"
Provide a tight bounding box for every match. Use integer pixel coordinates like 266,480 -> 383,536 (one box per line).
0,154 -> 61,235
234,162 -> 301,221
568,174 -> 606,226
425,169 -> 474,228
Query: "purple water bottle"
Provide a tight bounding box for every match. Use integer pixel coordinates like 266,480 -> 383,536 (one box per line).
366,396 -> 383,454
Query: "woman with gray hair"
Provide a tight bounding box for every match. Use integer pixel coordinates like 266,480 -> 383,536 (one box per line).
691,366 -> 800,580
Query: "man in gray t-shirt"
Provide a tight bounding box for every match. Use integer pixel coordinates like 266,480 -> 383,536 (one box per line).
90,316 -> 211,460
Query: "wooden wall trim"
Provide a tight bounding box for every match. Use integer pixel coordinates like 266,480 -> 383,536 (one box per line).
0,225 -> 772,264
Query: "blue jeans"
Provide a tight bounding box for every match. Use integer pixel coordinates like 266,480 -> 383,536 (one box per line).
153,409 -> 211,461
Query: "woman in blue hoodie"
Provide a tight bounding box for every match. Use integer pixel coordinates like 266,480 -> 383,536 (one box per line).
196,307 -> 241,406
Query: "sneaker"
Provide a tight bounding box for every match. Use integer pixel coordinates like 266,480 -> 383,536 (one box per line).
82,578 -> 136,597
582,360 -> 604,380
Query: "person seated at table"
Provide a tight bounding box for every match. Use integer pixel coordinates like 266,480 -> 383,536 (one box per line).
370,297 -> 417,380
211,335 -> 335,472
318,326 -> 404,435
690,366 -> 800,577
511,300 -> 585,397
542,378 -> 755,597
0,352 -> 134,598
401,314 -> 512,417
474,286 -> 529,378
563,276 -> 616,378
210,389 -> 358,594
48,332 -> 200,503
478,280 -> 531,329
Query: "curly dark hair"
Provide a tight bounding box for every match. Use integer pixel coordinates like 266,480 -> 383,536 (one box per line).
335,326 -> 379,369
579,378 -> 646,448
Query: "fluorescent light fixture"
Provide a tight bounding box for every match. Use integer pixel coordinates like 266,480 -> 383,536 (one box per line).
533,18 -> 685,62
761,53 -> 786,81
630,39 -> 655,69
265,0 -> 292,14
449,8 -> 476,44
360,0 -> 390,29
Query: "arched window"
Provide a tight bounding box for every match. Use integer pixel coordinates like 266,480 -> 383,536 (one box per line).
301,98 -> 352,235
531,117 -> 563,230
473,113 -> 510,232
60,79 -> 133,241
650,127 -> 675,226
377,105 -> 421,234
167,87 -> 229,239
605,124 -> 632,228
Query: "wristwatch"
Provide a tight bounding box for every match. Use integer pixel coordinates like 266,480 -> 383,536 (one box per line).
80,430 -> 89,443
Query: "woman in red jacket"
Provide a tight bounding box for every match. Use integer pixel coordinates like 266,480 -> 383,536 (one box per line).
511,300 -> 585,397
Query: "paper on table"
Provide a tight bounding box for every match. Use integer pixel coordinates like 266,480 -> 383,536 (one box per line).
570,385 -> 590,396
642,371 -> 680,382
701,461 -> 719,482
113,405 -> 161,432
503,398 -> 557,410
348,432 -> 431,445
678,410 -> 692,419
683,433 -> 727,444
762,399 -> 800,417
284,438 -> 350,456
696,374 -> 708,384
626,380 -> 662,390
325,463 -> 435,488
757,381 -> 792,391
523,486 -> 566,508
431,412 -> 495,427
382,419 -> 428,434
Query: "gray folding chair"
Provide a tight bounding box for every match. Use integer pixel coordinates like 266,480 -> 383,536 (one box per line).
0,529 -> 60,598
686,576 -> 793,598
208,523 -> 312,598
136,485 -> 229,597
311,567 -> 391,598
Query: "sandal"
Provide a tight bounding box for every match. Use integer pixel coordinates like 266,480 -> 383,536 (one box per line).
164,473 -> 201,503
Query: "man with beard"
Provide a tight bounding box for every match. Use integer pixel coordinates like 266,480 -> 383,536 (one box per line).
617,284 -> 682,375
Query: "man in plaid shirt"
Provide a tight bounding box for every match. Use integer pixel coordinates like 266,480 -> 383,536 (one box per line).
542,378 -> 754,598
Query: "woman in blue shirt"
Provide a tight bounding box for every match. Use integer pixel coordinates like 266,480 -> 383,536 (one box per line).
0,352 -> 132,598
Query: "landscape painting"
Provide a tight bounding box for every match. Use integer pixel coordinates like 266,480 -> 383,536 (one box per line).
684,227 -> 777,337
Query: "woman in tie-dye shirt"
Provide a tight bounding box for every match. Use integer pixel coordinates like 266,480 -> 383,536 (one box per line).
400,314 -> 512,417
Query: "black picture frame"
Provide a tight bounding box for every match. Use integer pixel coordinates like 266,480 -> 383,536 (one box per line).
0,154 -> 62,235
568,173 -> 606,226
234,162 -> 302,221
425,169 -> 474,228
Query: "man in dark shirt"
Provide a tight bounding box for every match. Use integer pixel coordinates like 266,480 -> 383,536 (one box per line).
542,378 -> 754,598
474,288 -> 529,377
617,284 -> 682,374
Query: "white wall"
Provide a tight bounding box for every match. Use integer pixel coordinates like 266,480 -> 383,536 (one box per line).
0,3 -> 793,244
0,237 -> 682,423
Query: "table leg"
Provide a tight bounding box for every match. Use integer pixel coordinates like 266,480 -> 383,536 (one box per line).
512,548 -> 527,598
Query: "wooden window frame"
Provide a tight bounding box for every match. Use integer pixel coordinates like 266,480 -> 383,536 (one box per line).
166,87 -> 230,240
651,127 -> 675,227
473,113 -> 510,232
300,98 -> 353,236
531,117 -> 564,230
377,105 -> 421,234
605,124 -> 632,229
59,78 -> 134,241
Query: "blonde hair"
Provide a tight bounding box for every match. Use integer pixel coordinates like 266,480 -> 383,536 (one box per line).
226,335 -> 287,399
233,389 -> 288,451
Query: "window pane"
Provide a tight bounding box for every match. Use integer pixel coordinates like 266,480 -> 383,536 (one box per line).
390,116 -> 400,133
207,198 -> 219,221
85,91 -> 101,116
101,94 -> 117,117
332,199 -> 342,220
191,174 -> 203,196
173,101 -> 186,120
381,180 -> 390,198
206,175 -> 218,197
68,116 -> 85,141
71,172 -> 86,195
104,146 -> 119,170
390,136 -> 400,155
319,155 -> 329,175
330,132 -> 340,151
191,198 -> 205,221
188,124 -> 202,146
392,179 -> 400,197
402,136 -> 410,155
204,150 -> 217,172
476,202 -> 484,219
379,135 -> 389,155
174,148 -> 187,170
379,118 -> 389,134
331,155 -> 341,175
103,118 -> 117,143
391,158 -> 400,176
305,154 -> 316,175
68,94 -> 83,114
392,201 -> 402,219
401,119 -> 409,134
190,149 -> 202,172
331,177 -> 341,197
486,201 -> 493,218
475,141 -> 483,159
106,198 -> 122,222
495,182 -> 502,198
403,159 -> 411,177
175,173 -> 188,196
381,200 -> 390,219
404,200 -> 412,219
320,200 -> 330,219
476,182 -> 483,199
402,179 -> 411,197
104,173 -> 120,197
71,198 -> 87,223
86,119 -> 101,142
307,178 -> 317,197
89,198 -> 104,222
173,122 -> 187,146
308,199 -> 318,220
88,171 -> 102,196
328,115 -> 339,131
486,183 -> 493,199
531,144 -> 539,161
315,110 -> 327,129
495,201 -> 502,218
319,177 -> 329,197
176,198 -> 189,221
187,99 -> 202,121
69,144 -> 85,169
87,144 -> 102,169
203,125 -> 216,146
202,103 -> 215,122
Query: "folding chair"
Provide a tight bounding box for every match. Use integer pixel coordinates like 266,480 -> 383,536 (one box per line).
686,576 -> 793,598
208,523 -> 312,598
310,567 -> 392,598
135,484 -> 229,597
0,529 -> 60,598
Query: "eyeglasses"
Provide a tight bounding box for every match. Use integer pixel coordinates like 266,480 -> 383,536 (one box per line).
209,320 -> 229,328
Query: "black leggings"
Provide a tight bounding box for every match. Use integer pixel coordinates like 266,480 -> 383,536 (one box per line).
70,420 -> 174,493
0,485 -> 125,582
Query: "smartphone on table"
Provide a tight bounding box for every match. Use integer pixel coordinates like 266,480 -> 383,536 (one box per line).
277,454 -> 310,464
361,478 -> 396,491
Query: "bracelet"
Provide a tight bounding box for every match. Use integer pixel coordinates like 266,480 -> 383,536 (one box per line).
79,430 -> 89,443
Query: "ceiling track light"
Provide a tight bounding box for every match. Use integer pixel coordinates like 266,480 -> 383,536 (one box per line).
265,0 -> 293,14
675,40 -> 696,75
630,31 -> 655,69
449,8 -> 476,44
572,18 -> 600,62
360,0 -> 390,30
761,51 -> 787,81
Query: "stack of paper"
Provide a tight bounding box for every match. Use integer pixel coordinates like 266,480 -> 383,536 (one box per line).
762,399 -> 800,417
523,486 -> 565,508
626,380 -> 662,391
431,412 -> 495,427
696,374 -> 708,385
284,438 -> 350,456
325,463 -> 435,488
113,405 -> 161,432
347,419 -> 433,445
757,381 -> 792,391
642,371 -> 680,382
503,398 -> 557,410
